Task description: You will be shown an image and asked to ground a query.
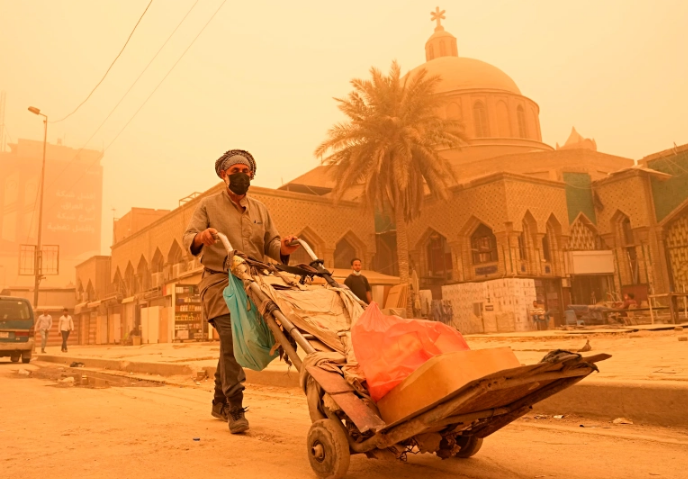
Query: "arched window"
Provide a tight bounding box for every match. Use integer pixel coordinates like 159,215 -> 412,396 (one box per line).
622,218 -> 634,246
151,248 -> 164,273
473,102 -> 489,138
619,216 -> 639,284
167,240 -> 183,265
113,270 -> 125,296
86,281 -> 95,302
124,263 -> 135,296
517,105 -> 527,138
446,102 -> 461,120
136,256 -> 151,292
428,44 -> 435,60
496,101 -> 510,137
542,234 -> 551,262
334,238 -> 357,269
518,232 -> 527,260
471,224 -> 498,264
425,232 -> 452,278
439,40 -> 446,56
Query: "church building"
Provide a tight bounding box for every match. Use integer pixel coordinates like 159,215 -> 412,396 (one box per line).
72,10 -> 688,342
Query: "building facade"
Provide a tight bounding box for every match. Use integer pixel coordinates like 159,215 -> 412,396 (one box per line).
0,139 -> 103,289
72,12 -> 688,340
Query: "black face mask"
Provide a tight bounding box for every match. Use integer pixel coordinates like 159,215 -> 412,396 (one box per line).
227,172 -> 251,196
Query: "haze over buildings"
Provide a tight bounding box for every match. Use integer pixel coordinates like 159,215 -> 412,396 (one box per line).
0,139 -> 103,289
0,1 -> 686,259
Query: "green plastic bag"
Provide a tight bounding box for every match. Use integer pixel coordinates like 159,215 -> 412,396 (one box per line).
223,273 -> 278,371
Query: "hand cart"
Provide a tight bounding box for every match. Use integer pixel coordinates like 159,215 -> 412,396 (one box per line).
216,232 -> 609,479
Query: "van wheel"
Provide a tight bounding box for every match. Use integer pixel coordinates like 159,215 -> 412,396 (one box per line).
22,356 -> 31,364
10,354 -> 20,363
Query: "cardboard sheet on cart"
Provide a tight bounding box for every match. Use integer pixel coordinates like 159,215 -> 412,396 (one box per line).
253,273 -> 365,353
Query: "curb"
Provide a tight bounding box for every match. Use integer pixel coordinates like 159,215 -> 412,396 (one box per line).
38,354 -> 196,378
533,379 -> 688,428
37,355 -> 688,428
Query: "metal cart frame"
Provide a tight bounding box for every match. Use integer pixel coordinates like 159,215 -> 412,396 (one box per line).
216,233 -> 609,479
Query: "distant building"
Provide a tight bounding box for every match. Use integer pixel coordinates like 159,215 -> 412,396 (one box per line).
0,138 -> 103,288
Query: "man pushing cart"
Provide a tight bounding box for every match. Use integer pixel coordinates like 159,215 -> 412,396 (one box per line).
184,149 -> 610,479
182,149 -> 301,433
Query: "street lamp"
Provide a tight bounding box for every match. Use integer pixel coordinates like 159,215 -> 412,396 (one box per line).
28,106 -> 48,308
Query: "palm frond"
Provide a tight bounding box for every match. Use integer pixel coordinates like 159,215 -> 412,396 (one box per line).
314,61 -> 469,223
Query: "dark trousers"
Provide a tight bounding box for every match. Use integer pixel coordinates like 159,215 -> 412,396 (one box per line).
61,330 -> 70,351
210,314 -> 246,406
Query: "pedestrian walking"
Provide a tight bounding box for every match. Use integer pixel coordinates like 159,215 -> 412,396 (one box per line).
58,308 -> 74,352
344,258 -> 373,304
35,310 -> 53,353
183,149 -> 300,434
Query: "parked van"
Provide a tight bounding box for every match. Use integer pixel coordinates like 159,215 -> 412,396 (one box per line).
0,296 -> 35,363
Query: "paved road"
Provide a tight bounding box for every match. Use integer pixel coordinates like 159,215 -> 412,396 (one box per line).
2,363 -> 687,479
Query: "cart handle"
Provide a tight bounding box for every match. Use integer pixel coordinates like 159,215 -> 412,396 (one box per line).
215,233 -> 319,263
288,238 -> 318,262
214,232 -> 233,255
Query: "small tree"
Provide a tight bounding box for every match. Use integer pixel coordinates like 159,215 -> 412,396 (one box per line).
315,61 -> 466,316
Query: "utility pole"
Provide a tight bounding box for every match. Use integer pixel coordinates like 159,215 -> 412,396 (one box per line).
0,91 -> 6,152
28,106 -> 48,308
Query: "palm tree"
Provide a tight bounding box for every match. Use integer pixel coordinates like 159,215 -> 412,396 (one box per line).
315,61 -> 467,316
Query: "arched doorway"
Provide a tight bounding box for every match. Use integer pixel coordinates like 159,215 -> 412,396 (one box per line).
424,231 -> 452,279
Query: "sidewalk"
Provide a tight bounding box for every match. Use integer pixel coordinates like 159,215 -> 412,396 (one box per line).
34,324 -> 688,427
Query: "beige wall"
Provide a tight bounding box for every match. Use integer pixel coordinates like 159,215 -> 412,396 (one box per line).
407,173 -> 569,283
75,255 -> 112,301
114,208 -> 171,244
110,184 -> 377,282
438,90 -> 544,143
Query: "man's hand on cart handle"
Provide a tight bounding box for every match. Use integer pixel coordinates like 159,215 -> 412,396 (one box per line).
281,235 -> 301,256
194,228 -> 219,249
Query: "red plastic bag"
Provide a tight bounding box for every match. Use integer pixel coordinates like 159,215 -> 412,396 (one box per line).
351,302 -> 470,402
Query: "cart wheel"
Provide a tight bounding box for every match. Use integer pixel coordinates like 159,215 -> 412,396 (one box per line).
306,419 -> 351,479
454,436 -> 483,458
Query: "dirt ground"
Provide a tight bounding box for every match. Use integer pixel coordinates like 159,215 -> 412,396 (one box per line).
2,362 -> 687,479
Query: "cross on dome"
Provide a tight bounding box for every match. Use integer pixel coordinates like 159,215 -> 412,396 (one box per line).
431,6 -> 446,31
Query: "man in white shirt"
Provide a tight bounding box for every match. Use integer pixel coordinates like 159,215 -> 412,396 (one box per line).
58,308 -> 74,353
35,311 -> 53,353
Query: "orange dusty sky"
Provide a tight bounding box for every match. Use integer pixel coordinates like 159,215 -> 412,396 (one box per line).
1,0 -> 687,254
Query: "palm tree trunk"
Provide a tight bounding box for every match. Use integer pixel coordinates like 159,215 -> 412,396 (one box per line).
394,206 -> 413,318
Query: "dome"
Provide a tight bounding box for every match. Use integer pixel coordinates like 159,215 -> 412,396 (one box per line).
409,56 -> 522,95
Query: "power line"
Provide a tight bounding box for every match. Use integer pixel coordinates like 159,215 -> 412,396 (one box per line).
52,0 -> 154,124
24,0 -> 200,243
42,0 -> 200,197
104,0 -> 227,151
40,0 -> 228,223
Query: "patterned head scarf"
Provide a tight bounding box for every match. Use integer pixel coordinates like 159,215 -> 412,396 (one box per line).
214,149 -> 257,178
